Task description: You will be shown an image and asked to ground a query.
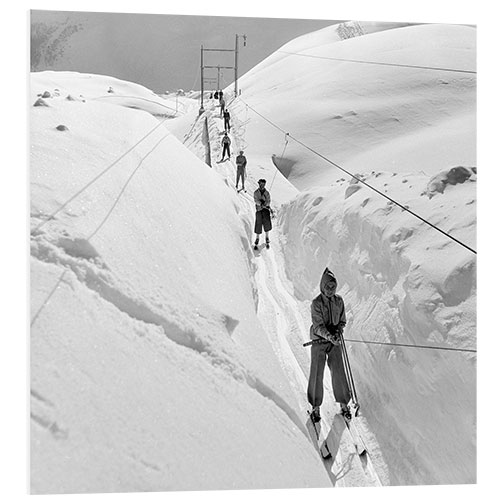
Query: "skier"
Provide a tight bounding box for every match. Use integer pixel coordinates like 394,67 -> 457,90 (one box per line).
223,108 -> 231,131
253,179 -> 272,249
220,131 -> 231,161
308,268 -> 351,423
235,150 -> 247,191
220,96 -> 226,117
214,90 -> 219,100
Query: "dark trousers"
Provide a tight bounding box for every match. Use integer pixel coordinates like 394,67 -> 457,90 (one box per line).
224,117 -> 230,131
236,167 -> 245,188
254,208 -> 272,234
221,143 -> 230,159
307,340 -> 351,407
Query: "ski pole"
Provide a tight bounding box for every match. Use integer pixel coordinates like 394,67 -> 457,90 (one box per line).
340,333 -> 359,410
303,336 -> 360,412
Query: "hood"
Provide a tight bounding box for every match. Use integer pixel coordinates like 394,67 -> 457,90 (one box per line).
320,267 -> 337,296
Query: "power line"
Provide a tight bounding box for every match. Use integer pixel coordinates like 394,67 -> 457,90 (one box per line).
240,99 -> 476,255
278,50 -> 476,75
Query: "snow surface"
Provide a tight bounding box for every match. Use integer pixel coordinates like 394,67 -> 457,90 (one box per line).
30,20 -> 476,494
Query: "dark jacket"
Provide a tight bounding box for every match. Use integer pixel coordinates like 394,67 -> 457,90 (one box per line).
310,268 -> 346,340
253,188 -> 271,212
236,154 -> 247,168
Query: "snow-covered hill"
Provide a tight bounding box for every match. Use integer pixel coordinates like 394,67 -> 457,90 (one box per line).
30,72 -> 333,493
235,22 -> 476,190
30,19 -> 476,494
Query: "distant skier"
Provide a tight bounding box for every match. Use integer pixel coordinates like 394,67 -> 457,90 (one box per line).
308,268 -> 351,423
235,150 -> 247,191
221,131 -> 231,161
220,96 -> 226,117
253,179 -> 272,249
223,109 -> 231,131
214,90 -> 219,100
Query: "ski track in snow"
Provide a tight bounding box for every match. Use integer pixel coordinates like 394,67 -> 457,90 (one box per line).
30,232 -> 310,439
208,102 -> 384,487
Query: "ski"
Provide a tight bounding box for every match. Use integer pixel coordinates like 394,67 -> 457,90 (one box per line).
306,410 -> 331,459
342,408 -> 383,486
341,409 -> 367,456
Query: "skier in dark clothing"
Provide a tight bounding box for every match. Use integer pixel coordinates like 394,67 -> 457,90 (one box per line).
253,179 -> 272,249
221,132 -> 231,161
223,109 -> 231,131
308,268 -> 351,423
235,150 -> 247,191
220,97 -> 226,117
214,90 -> 219,100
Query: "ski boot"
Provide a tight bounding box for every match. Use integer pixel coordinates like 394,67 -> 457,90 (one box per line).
265,237 -> 270,249
340,403 -> 352,422
253,238 -> 259,250
310,406 -> 321,423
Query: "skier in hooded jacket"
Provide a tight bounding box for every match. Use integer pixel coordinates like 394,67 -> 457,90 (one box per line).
308,268 -> 351,423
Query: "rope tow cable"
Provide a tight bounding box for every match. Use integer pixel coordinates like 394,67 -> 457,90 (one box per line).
239,99 -> 476,255
269,132 -> 289,191
303,337 -> 476,354
277,50 -> 477,75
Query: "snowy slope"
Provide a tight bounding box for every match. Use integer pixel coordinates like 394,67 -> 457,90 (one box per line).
276,169 -> 476,485
30,18 -> 476,494
235,22 -> 476,190
30,72 -> 332,493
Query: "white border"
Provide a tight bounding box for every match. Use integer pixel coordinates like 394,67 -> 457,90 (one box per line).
5,1 -> 493,500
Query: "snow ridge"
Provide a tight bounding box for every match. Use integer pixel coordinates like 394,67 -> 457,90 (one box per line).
30,229 -> 309,437
277,170 -> 476,484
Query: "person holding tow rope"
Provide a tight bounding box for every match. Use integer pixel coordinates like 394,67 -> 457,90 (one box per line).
253,179 -> 272,249
307,268 -> 352,423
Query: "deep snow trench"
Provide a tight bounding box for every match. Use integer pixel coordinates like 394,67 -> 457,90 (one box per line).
201,101 -> 389,487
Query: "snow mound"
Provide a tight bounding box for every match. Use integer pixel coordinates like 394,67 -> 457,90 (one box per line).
237,23 -> 476,190
31,71 -> 178,118
30,71 -> 331,493
277,166 -> 476,484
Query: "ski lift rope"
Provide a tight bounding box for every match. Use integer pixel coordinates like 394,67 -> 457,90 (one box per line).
304,337 -> 476,354
277,50 -> 476,75
268,133 -> 289,191
237,98 -> 476,356
239,98 -> 476,255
